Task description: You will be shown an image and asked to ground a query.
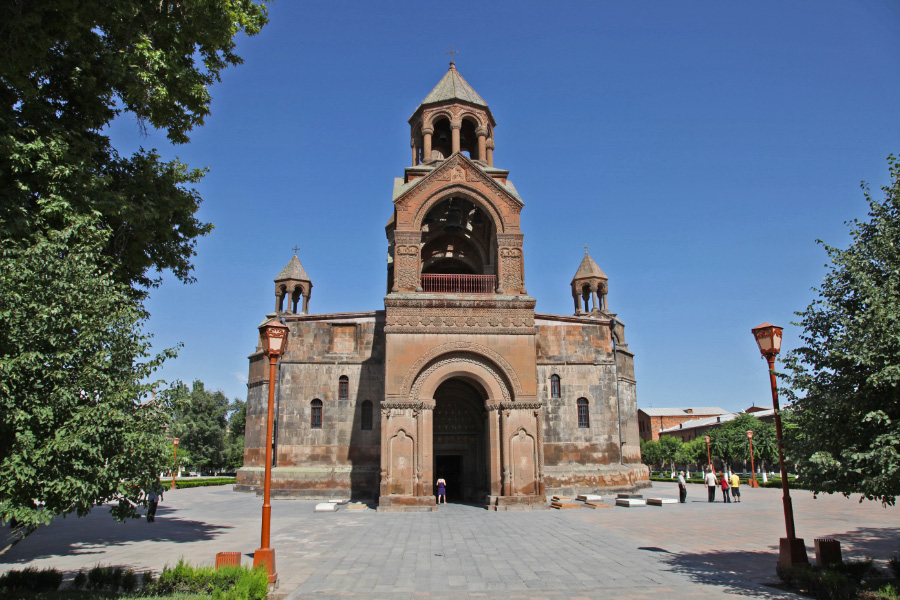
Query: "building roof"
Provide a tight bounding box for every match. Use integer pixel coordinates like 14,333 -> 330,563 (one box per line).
658,408 -> 777,434
571,252 -> 608,283
275,254 -> 310,282
418,62 -> 488,108
639,407 -> 729,417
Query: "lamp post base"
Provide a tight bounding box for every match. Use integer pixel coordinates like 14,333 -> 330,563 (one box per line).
778,538 -> 809,568
253,548 -> 277,584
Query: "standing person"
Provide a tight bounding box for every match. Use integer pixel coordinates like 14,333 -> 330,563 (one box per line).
146,481 -> 163,522
730,472 -> 741,503
677,471 -> 687,503
719,472 -> 731,503
436,477 -> 447,505
704,469 -> 717,502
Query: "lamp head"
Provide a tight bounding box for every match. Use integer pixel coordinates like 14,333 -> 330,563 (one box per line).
259,318 -> 290,358
746,430 -> 753,440
173,437 -> 179,447
704,436 -> 711,444
751,322 -> 783,357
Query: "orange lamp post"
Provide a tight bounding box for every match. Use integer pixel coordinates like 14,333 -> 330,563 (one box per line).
171,438 -> 179,491
751,322 -> 808,568
704,435 -> 712,472
747,430 -> 759,488
254,318 -> 289,585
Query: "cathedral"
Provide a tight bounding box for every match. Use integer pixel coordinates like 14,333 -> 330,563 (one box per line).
236,61 -> 649,510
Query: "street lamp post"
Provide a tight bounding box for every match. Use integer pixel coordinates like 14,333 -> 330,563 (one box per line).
254,318 -> 290,585
171,438 -> 179,491
751,322 -> 808,568
704,435 -> 712,472
746,430 -> 758,488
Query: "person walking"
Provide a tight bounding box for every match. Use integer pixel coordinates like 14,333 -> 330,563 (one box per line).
677,471 -> 687,503
146,482 -> 163,522
730,472 -> 741,503
436,478 -> 447,504
719,472 -> 731,503
704,469 -> 717,502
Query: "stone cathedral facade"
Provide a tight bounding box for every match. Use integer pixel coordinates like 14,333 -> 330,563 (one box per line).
236,62 -> 649,510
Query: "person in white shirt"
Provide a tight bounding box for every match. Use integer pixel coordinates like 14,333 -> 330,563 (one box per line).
704,469 -> 717,502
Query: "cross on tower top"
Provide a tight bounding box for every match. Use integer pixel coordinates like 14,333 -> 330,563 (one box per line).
583,245 -> 590,253
292,245 -> 300,255
445,45 -> 459,65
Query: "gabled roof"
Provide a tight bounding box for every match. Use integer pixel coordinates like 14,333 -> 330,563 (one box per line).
571,252 -> 608,283
393,153 -> 523,210
639,407 -> 729,417
419,62 -> 487,108
275,254 -> 310,282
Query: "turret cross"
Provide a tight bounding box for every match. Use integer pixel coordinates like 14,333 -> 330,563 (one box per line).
292,245 -> 300,255
583,245 -> 590,253
445,45 -> 459,63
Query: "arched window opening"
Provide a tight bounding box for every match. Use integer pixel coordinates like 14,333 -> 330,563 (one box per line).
310,399 -> 323,429
431,117 -> 452,159
550,374 -> 561,398
459,117 -> 479,159
338,375 -> 349,400
420,196 -> 497,293
581,284 -> 592,313
361,400 -> 373,430
577,398 -> 590,428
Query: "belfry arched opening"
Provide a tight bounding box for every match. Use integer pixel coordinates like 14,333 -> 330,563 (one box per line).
432,378 -> 488,503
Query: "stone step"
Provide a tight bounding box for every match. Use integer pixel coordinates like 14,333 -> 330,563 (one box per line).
314,502 -> 339,512
615,498 -> 647,507
551,496 -> 572,502
647,498 -> 678,506
576,494 -> 603,502
616,493 -> 644,499
550,501 -> 581,510
583,502 -> 613,509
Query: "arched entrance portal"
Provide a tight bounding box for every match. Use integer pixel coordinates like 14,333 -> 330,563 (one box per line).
432,378 -> 488,503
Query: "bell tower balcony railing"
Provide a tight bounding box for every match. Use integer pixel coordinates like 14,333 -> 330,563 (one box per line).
421,274 -> 496,294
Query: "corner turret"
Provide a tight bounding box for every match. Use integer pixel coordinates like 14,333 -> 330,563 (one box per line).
571,251 -> 608,315
274,251 -> 312,315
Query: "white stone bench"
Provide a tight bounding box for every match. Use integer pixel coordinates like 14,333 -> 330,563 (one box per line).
314,502 -> 339,512
647,498 -> 678,506
576,494 -> 603,502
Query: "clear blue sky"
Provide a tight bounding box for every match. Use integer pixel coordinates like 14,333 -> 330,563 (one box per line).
111,1 -> 900,413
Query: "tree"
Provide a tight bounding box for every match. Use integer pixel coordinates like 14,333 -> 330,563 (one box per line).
640,439 -> 663,470
0,217 -> 177,529
783,156 -> 900,505
708,413 -> 776,473
1,1 -> 269,295
172,381 -> 230,474
224,399 -> 246,471
658,436 -> 682,474
676,438 -> 706,472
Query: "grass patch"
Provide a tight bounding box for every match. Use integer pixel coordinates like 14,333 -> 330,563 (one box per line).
174,478 -> 235,490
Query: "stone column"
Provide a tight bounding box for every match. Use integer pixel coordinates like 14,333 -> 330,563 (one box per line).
423,128 -> 433,161
379,404 -> 391,498
572,289 -> 581,314
411,139 -> 417,166
486,139 -> 494,167
501,407 -> 510,496
275,292 -> 283,314
301,292 -> 310,315
476,128 -> 487,161
451,123 -> 461,155
591,284 -> 599,312
535,408 -> 546,496
487,403 -> 502,497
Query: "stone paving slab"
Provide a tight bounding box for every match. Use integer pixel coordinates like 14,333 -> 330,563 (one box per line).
2,482 -> 899,599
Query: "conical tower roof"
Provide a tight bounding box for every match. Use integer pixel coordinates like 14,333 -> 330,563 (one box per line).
571,252 -> 608,283
419,62 -> 488,108
275,253 -> 310,283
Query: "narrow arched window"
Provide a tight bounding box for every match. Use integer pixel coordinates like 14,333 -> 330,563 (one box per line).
550,374 -> 561,398
361,400 -> 373,431
311,399 -> 323,429
338,375 -> 349,400
577,398 -> 590,428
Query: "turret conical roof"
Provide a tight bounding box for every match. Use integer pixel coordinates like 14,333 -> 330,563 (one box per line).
571,252 -> 608,283
275,253 -> 310,283
419,62 -> 488,108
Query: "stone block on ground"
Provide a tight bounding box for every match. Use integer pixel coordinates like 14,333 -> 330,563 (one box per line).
647,498 -> 678,506
550,501 -> 581,510
551,496 -> 572,502
345,502 -> 368,511
328,498 -> 349,504
615,498 -> 646,507
583,502 -> 613,509
576,494 -> 603,502
314,502 -> 339,512
616,493 -> 644,499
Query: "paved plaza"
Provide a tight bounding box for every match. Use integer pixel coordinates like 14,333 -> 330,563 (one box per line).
2,481 -> 899,599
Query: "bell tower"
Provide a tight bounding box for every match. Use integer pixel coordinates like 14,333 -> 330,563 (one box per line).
379,61 -> 544,512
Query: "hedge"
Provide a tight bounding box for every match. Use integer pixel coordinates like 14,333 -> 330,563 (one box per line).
174,477 -> 236,489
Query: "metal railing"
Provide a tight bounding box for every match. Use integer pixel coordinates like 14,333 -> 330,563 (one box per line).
421,274 -> 496,294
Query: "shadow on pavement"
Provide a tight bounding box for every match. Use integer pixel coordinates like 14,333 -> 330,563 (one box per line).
1,504 -> 233,565
820,525 -> 900,561
660,548 -> 801,599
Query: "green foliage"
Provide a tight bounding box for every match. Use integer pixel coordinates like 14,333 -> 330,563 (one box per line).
70,571 -> 86,590
173,381 -> 232,473
708,413 -> 777,471
657,436 -> 682,472
640,439 -> 662,469
225,399 -> 246,471
0,567 -> 63,593
675,438 -> 706,469
0,217 -> 178,528
175,477 -> 235,489
0,1 -> 269,295
149,559 -> 268,600
783,156 -> 900,505
890,555 -> 900,579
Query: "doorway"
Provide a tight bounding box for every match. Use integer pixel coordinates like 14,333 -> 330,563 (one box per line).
431,378 -> 488,503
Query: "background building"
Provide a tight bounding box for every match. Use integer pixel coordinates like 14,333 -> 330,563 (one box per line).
638,407 -> 729,441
